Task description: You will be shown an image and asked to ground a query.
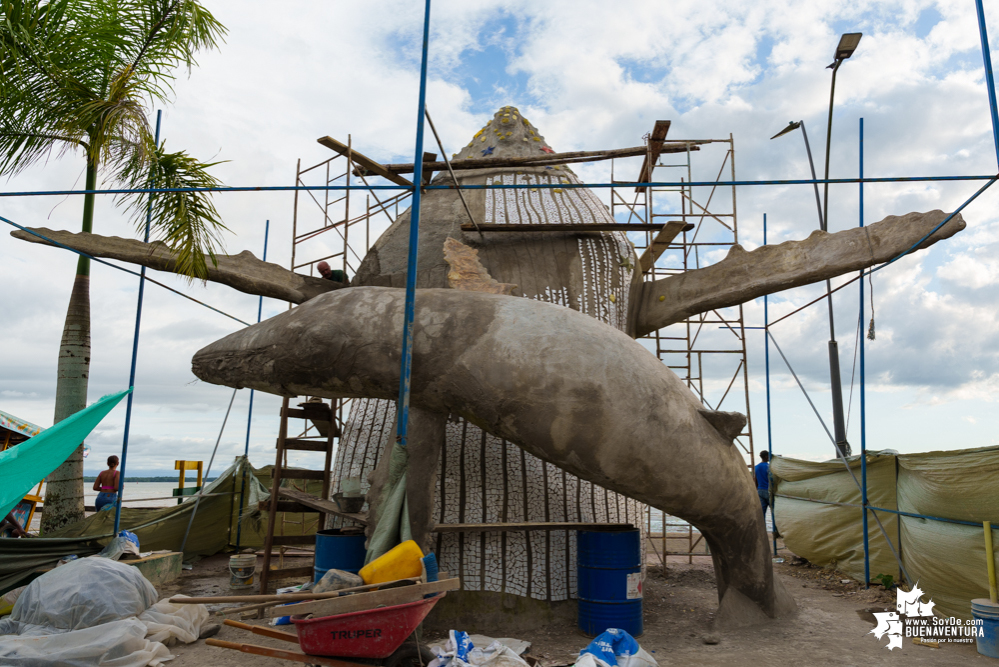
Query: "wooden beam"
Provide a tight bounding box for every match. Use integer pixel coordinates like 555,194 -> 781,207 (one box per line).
460,223 -> 682,233
206,639 -> 370,667
636,120 -> 672,193
269,535 -> 317,546
638,221 -> 695,273
222,619 -> 299,644
172,577 -> 419,605
433,521 -> 634,532
282,405 -> 331,421
358,143 -> 705,176
281,438 -> 330,452
317,137 -> 413,187
266,565 -> 315,579
270,578 -> 460,617
277,469 -> 327,481
278,486 -> 368,525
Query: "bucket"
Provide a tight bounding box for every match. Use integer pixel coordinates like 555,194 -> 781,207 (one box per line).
229,554 -> 256,589
315,528 -> 367,583
972,599 -> 999,658
577,528 -> 643,637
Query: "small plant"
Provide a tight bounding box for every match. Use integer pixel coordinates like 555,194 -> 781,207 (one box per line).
873,573 -> 896,590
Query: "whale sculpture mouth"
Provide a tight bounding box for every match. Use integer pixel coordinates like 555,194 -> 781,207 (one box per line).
193,285 -> 796,626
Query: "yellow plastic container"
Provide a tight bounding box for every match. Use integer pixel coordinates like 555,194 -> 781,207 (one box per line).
359,540 -> 424,585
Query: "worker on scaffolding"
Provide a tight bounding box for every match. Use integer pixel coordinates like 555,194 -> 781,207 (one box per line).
316,260 -> 350,285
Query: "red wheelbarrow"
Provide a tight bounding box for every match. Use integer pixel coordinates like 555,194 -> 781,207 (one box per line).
208,578 -> 458,667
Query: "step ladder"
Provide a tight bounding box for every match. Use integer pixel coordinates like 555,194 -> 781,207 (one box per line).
259,397 -> 366,593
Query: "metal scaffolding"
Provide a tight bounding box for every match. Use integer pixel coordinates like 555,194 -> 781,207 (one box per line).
610,133 -> 754,566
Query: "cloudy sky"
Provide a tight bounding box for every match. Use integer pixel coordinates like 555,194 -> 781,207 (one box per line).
1,0 -> 997,476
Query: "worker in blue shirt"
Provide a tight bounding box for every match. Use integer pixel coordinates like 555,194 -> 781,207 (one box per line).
755,450 -> 771,519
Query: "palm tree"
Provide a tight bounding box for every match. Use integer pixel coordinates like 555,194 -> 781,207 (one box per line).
0,0 -> 228,532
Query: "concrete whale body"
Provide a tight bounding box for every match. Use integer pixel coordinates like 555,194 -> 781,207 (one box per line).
192,286 -> 795,624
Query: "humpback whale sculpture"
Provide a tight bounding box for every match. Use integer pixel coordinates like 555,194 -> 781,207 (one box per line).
13,107 -> 967,628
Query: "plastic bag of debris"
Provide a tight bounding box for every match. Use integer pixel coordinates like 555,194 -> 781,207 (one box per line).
313,568 -> 363,594
429,630 -> 531,667
93,531 -> 142,561
574,629 -> 657,667
0,557 -> 208,666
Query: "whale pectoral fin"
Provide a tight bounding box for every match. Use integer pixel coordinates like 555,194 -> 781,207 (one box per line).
698,409 -> 747,443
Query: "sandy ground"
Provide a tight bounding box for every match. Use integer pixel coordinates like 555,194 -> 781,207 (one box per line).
161,550 -> 987,667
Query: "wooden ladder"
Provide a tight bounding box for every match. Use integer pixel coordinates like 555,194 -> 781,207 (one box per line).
259,397 -> 344,593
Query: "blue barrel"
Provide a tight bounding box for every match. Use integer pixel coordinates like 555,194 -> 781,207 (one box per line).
314,529 -> 367,583
972,598 -> 999,658
577,528 -> 643,637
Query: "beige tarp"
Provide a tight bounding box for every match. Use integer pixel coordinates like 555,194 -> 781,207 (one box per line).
772,446 -> 999,619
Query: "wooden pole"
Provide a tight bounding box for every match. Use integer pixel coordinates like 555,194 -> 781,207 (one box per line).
355,143 -> 707,177
986,520 -> 997,604
169,576 -> 420,605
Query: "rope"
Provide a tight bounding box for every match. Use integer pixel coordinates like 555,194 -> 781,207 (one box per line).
768,330 -> 915,584
424,108 -> 482,238
845,310 -> 862,432
179,387 -> 238,554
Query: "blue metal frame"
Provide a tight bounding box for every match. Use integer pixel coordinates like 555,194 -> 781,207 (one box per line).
763,213 -> 776,557
234,219 -> 268,548
394,0 -> 433,449
859,117 -> 870,588
244,219 -> 269,458
113,110 -> 162,534
977,0 -> 999,167
4,174 -> 999,199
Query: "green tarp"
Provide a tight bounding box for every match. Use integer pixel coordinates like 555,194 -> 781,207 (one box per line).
772,445 -> 999,620
364,442 -> 411,564
0,390 -> 130,520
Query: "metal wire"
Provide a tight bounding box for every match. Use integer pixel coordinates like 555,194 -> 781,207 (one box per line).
1,215 -> 251,326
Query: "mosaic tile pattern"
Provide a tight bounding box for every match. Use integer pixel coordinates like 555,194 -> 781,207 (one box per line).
331,168 -> 646,601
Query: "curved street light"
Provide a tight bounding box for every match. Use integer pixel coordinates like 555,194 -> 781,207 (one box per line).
771,32 -> 862,459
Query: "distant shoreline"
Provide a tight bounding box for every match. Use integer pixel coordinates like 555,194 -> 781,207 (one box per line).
81,476 -> 219,483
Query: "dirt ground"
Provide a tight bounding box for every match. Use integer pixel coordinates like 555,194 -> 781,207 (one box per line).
162,550 -> 988,667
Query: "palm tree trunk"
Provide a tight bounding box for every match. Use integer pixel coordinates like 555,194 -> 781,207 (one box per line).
41,161 -> 96,533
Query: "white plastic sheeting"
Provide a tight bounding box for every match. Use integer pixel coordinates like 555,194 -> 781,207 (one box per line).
0,557 -> 208,666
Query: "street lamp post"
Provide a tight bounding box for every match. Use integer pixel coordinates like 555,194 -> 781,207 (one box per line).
771,32 -> 861,459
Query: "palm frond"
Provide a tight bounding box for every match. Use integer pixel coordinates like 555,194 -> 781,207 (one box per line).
115,141 -> 229,281
0,0 -> 224,177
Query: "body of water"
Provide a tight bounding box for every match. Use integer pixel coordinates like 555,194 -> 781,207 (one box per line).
34,482 -> 195,510
647,510 -> 773,535
24,482 -> 205,532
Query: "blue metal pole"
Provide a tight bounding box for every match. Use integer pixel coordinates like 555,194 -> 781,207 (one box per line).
976,0 -> 999,167
859,118 -> 870,588
764,213 -> 776,557
234,220 -> 268,548
114,110 -> 162,534
395,0 -> 433,449
244,220 -> 269,457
